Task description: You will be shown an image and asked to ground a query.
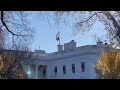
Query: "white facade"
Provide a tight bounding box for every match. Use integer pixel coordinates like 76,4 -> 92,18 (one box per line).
23,40 -> 111,79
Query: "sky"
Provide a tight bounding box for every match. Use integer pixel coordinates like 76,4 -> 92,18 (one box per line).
29,12 -> 108,53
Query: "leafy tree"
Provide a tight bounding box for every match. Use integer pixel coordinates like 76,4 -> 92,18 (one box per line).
95,48 -> 120,79
0,11 -> 33,79
0,42 -> 32,79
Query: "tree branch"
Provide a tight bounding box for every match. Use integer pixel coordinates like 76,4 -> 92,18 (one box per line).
1,11 -> 18,36
78,12 -> 104,24
103,11 -> 120,42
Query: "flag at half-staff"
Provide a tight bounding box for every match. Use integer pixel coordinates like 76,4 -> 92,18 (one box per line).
56,32 -> 60,41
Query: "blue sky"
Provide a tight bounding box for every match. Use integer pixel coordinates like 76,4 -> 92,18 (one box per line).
29,12 -> 108,53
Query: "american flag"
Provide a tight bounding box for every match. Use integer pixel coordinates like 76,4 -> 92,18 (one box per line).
56,32 -> 60,41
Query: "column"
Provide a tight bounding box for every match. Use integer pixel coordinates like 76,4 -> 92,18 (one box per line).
46,65 -> 54,79
35,64 -> 39,79
46,65 -> 51,79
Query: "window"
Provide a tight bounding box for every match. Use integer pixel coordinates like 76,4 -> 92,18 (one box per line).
72,64 -> 75,73
43,68 -> 46,77
63,65 -> 66,74
81,62 -> 85,72
54,66 -> 57,76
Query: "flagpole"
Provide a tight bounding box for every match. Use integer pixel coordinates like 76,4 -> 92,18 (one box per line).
59,27 -> 60,45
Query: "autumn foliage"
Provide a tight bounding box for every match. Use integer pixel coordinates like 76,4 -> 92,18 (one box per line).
0,50 -> 24,79
95,49 -> 120,79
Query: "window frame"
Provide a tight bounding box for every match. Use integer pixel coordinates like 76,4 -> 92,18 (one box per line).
63,65 -> 66,74
81,62 -> 85,72
72,64 -> 75,73
54,66 -> 57,76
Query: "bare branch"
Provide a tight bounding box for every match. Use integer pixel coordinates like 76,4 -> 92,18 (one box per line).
1,11 -> 19,36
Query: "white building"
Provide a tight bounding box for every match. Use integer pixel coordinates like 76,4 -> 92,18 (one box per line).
23,40 -> 111,79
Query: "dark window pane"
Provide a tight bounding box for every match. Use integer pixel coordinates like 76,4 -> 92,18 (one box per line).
63,65 -> 66,74
43,68 -> 46,77
54,66 -> 57,75
81,62 -> 85,72
72,64 -> 75,73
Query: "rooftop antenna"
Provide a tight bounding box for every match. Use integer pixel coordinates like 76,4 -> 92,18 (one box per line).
39,46 -> 40,50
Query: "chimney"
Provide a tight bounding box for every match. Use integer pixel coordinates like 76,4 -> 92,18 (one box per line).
57,45 -> 63,52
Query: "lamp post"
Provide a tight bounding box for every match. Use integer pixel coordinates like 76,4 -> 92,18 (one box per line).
27,70 -> 31,79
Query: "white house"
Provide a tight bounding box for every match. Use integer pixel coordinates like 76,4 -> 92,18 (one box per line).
23,40 -> 111,79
